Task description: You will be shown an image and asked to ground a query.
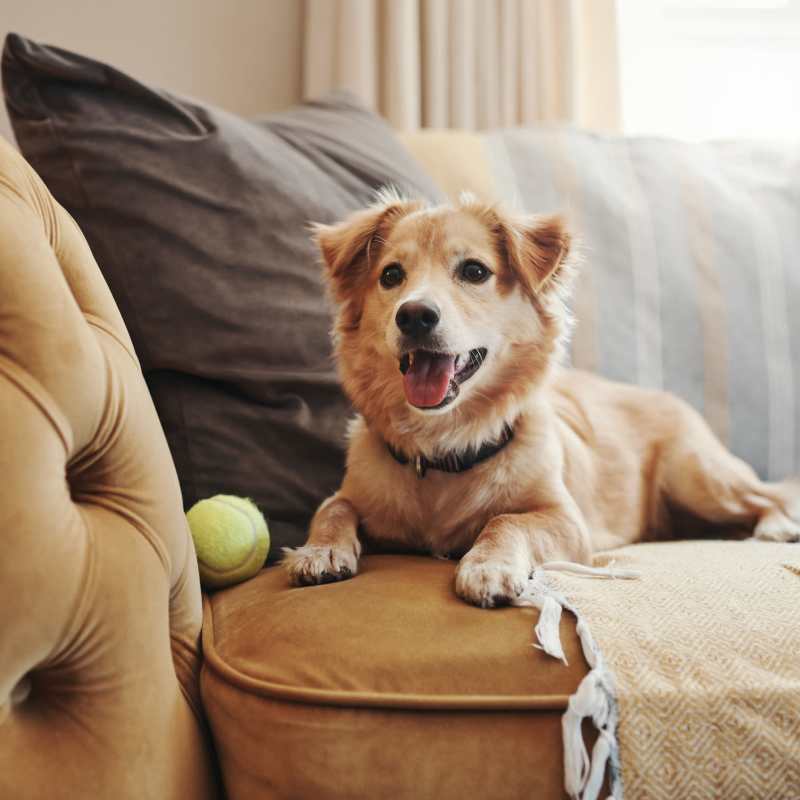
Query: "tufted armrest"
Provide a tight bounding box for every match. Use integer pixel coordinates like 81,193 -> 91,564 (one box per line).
0,138 -> 219,799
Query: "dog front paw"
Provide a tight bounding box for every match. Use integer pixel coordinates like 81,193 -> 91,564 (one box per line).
455,554 -> 529,608
754,509 -> 800,543
282,544 -> 359,586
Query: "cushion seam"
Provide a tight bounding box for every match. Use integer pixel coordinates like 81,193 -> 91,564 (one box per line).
0,354 -> 73,454
84,314 -> 139,368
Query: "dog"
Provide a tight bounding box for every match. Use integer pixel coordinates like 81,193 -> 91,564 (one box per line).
282,190 -> 800,608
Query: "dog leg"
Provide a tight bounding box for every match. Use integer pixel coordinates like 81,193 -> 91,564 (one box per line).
660,403 -> 800,542
455,500 -> 591,608
282,494 -> 362,585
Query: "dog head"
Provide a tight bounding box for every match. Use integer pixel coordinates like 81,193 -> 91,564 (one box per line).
314,190 -> 575,452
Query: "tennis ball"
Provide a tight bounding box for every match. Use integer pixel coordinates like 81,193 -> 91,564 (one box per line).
186,495 -> 270,590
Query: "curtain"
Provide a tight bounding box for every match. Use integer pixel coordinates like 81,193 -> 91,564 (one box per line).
303,0 -> 621,131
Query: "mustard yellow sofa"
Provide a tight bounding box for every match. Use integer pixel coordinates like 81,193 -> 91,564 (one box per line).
0,132 -> 584,799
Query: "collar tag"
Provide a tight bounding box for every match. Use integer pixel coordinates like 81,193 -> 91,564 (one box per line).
414,455 -> 427,479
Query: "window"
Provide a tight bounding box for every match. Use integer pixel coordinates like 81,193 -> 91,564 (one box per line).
617,0 -> 800,139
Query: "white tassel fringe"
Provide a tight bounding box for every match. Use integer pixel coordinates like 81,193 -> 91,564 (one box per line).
514,560 -> 635,800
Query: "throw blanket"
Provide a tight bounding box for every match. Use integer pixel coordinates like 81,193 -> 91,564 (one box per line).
548,541 -> 800,799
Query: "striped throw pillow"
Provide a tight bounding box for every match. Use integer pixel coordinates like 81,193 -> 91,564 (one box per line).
403,129 -> 800,480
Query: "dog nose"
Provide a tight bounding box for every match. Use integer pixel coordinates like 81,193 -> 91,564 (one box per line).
395,301 -> 440,337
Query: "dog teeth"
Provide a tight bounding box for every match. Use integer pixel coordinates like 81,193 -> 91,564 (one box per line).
400,351 -> 416,374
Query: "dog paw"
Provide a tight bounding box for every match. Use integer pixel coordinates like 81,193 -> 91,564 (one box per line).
754,509 -> 800,543
454,555 -> 529,608
282,544 -> 359,586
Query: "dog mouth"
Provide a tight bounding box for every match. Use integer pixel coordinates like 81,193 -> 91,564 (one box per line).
398,347 -> 488,409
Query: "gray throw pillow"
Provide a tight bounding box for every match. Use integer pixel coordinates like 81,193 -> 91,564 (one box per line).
2,33 -> 444,559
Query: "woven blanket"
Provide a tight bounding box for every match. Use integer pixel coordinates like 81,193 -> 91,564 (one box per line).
549,541 -> 800,799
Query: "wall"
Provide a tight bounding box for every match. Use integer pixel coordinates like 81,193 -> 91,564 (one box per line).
0,0 -> 304,142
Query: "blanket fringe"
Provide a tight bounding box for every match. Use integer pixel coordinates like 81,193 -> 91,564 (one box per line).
514,561 -> 632,800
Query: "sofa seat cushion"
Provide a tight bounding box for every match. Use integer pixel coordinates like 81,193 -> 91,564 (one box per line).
201,555 -> 588,799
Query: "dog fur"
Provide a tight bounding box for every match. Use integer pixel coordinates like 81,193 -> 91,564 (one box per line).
283,191 -> 800,607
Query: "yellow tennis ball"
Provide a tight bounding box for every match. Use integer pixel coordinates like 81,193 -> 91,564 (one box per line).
186,495 -> 270,589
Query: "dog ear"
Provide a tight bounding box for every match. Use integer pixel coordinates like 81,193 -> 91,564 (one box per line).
501,213 -> 573,300
459,198 -> 573,301
312,194 -> 422,302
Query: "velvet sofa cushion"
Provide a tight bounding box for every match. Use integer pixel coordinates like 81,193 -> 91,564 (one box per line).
201,555 -> 587,799
2,33 -> 444,558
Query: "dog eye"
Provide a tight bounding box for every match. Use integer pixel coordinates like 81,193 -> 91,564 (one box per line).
459,260 -> 491,284
380,263 -> 405,289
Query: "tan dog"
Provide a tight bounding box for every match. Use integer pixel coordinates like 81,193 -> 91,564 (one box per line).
283,191 -> 800,607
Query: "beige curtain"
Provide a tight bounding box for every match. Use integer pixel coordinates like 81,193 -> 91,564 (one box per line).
303,0 -> 620,131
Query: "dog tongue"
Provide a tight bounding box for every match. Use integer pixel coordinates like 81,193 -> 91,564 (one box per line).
403,351 -> 456,407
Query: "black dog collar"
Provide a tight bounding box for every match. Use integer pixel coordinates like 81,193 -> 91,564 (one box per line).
387,424 -> 515,479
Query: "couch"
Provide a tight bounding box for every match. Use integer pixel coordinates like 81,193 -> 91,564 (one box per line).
2,35 -> 799,800
0,130 -> 588,799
